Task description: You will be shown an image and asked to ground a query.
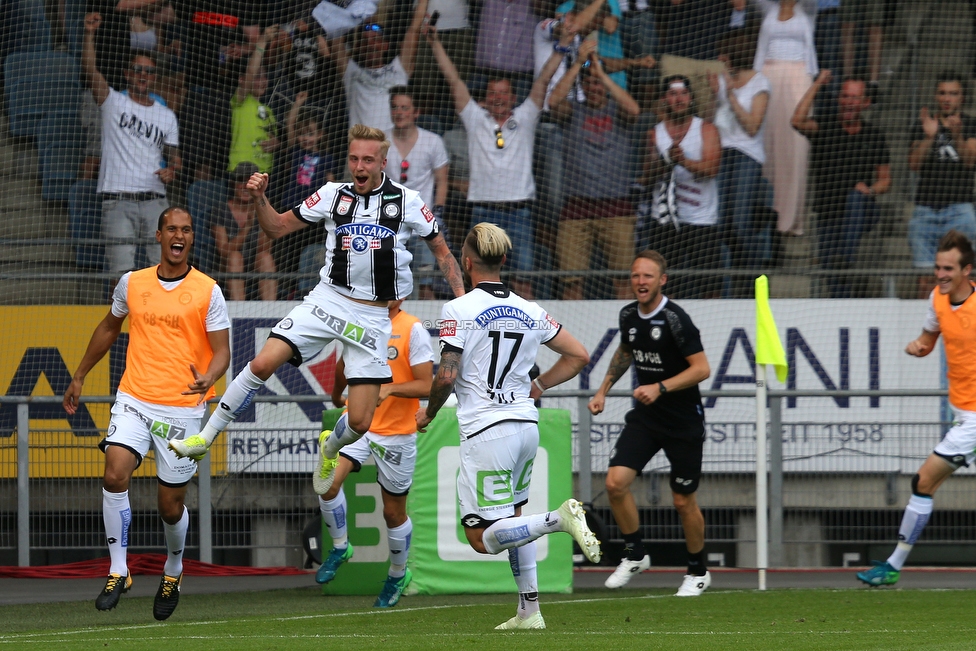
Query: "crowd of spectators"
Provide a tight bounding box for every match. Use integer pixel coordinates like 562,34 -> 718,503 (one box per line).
7,0 -> 974,300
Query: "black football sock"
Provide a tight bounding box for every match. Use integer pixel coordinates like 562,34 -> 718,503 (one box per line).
687,549 -> 706,576
622,531 -> 645,562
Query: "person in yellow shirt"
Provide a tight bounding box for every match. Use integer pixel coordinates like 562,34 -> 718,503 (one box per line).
63,207 -> 230,619
858,230 -> 976,587
315,300 -> 433,608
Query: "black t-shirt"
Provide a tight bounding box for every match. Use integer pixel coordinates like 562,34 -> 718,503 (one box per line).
809,116 -> 889,215
618,298 -> 706,431
180,0 -> 267,91
911,114 -> 976,209
285,20 -> 335,105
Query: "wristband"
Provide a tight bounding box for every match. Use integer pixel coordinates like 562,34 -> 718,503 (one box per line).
533,378 -> 547,393
256,46 -> 266,53
553,43 -> 572,54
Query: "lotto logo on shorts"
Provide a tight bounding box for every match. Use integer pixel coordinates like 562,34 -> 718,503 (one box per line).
305,192 -> 321,208
440,320 -> 456,337
421,204 -> 435,223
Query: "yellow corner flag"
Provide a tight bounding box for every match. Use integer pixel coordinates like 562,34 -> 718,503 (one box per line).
755,275 -> 788,383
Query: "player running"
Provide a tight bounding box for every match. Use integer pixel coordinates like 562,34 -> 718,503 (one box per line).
316,300 -> 434,608
64,207 -> 230,619
416,222 -> 601,631
588,250 -> 712,596
858,230 -> 976,586
170,125 -> 464,498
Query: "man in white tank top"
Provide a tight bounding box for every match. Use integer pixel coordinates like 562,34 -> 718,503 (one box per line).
641,75 -> 721,298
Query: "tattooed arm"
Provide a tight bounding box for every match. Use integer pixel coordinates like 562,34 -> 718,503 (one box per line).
587,344 -> 634,415
426,232 -> 467,297
416,349 -> 461,432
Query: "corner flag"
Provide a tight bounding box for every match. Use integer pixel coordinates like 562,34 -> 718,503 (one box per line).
755,275 -> 787,383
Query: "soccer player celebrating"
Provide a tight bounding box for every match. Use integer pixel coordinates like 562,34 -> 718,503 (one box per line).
316,300 -> 434,608
416,223 -> 601,630
588,251 -> 712,595
858,230 -> 976,586
170,125 -> 465,498
64,207 -> 230,619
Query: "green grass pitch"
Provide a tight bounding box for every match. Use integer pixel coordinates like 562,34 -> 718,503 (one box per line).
2,587 -> 975,651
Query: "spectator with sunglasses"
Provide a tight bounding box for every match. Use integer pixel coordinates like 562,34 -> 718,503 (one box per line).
384,87 -> 450,299
328,0 -> 429,131
428,22 -> 572,299
83,12 -> 181,283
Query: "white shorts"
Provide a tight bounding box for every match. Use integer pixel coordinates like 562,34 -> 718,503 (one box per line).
456,420 -> 539,525
98,392 -> 203,486
270,282 -> 392,383
341,432 -> 417,495
934,405 -> 976,467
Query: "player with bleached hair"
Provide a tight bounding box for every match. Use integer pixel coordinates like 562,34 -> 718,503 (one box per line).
416,222 -> 601,630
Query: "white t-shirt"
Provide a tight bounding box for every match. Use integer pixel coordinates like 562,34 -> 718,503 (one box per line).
654,117 -> 719,226
112,269 -> 230,331
97,88 -> 179,195
343,56 -> 409,131
460,98 -> 540,202
383,128 -> 450,208
715,72 -> 770,165
294,175 -> 439,301
425,0 -> 469,31
439,282 -> 560,437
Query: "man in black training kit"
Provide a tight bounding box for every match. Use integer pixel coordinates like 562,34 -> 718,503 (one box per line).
588,250 -> 712,595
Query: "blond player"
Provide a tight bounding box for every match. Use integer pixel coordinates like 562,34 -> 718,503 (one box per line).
64,207 -> 230,619
316,300 -> 434,608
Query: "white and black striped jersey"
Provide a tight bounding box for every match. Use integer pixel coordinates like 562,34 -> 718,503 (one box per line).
439,282 -> 561,438
293,174 -> 440,301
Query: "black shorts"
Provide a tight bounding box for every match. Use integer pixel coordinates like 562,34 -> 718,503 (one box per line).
608,409 -> 705,494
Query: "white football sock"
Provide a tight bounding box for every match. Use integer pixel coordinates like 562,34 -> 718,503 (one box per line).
324,414 -> 365,457
482,512 -> 561,554
511,542 -> 539,618
319,489 -> 348,549
387,518 -> 412,578
887,494 -> 933,570
200,364 -> 264,444
102,488 -> 131,576
162,506 -> 189,577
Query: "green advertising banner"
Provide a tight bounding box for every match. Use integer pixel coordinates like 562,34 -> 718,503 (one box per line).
320,408 -> 574,596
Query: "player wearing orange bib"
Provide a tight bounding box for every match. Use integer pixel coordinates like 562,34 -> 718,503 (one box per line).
315,300 -> 434,608
858,230 -> 976,587
63,207 -> 230,619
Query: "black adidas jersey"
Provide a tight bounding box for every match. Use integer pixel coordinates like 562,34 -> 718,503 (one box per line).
619,297 -> 705,431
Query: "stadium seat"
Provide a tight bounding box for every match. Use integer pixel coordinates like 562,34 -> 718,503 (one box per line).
186,180 -> 228,275
37,111 -> 83,201
68,179 -> 104,270
4,51 -> 80,137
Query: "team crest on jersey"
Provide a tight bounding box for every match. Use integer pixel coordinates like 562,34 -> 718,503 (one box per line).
305,192 -> 321,208
384,203 -> 399,217
651,326 -> 662,340
336,223 -> 395,254
388,345 -> 398,360
337,195 -> 353,215
629,327 -> 637,343
421,204 -> 435,223
440,320 -> 457,337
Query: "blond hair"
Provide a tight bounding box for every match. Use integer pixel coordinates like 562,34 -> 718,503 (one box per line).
348,124 -> 390,159
464,222 -> 512,268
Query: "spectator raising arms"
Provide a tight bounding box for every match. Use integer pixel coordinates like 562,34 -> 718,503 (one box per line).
792,69 -> 891,298
229,25 -> 281,174
82,12 -> 180,282
752,0 -> 818,236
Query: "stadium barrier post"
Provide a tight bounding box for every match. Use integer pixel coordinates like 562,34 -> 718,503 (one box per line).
17,402 -> 29,567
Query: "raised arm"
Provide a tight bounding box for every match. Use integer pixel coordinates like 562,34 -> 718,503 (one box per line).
530,35 -> 574,110
245,172 -> 308,239
792,69 -> 830,137
286,91 -> 309,148
592,56 -> 640,118
400,0 -> 430,77
549,42 -> 593,122
427,27 -> 471,114
236,25 -> 277,103
328,34 -> 350,78
82,13 -> 110,105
